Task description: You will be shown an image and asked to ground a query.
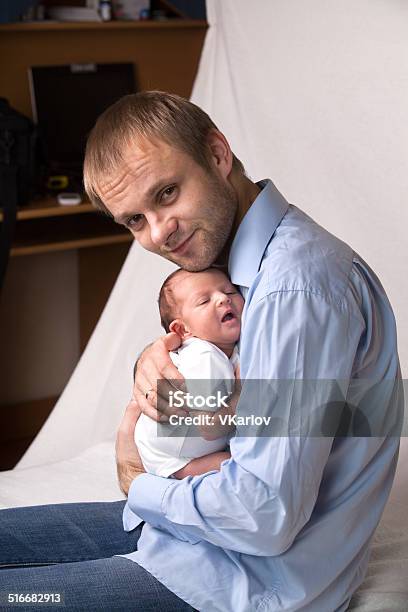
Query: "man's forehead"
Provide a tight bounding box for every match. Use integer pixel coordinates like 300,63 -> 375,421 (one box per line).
111,137 -> 173,185
97,137 -> 178,211
122,134 -> 173,162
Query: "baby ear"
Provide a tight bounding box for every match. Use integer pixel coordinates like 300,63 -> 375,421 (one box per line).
169,319 -> 192,340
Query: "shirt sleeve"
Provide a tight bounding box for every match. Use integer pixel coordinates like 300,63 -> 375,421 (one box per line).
127,290 -> 364,555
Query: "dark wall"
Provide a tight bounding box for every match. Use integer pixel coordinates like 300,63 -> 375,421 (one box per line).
156,0 -> 206,20
171,0 -> 206,19
0,0 -> 37,23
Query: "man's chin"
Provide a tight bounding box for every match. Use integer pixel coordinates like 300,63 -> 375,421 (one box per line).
163,251 -> 215,272
172,259 -> 212,273
159,230 -> 227,271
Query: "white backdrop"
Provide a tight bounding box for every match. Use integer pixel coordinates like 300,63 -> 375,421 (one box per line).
192,0 -> 408,377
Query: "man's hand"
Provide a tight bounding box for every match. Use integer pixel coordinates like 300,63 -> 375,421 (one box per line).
115,398 -> 146,496
172,451 -> 231,479
134,333 -> 189,422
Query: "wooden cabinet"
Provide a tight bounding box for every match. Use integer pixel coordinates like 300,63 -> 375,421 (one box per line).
0,20 -> 207,117
0,19 -> 207,469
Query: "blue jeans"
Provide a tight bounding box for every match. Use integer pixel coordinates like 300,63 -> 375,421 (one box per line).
0,500 -> 197,611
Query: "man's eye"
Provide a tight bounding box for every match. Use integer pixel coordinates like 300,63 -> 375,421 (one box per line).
127,214 -> 144,230
161,185 -> 177,201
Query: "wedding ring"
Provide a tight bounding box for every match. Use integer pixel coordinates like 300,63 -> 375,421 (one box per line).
145,388 -> 154,400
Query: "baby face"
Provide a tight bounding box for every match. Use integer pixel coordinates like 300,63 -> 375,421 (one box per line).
169,269 -> 244,350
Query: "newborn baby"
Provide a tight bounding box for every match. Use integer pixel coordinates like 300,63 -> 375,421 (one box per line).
135,267 -> 244,478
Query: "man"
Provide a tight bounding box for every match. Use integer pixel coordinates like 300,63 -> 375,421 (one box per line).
0,91 -> 402,611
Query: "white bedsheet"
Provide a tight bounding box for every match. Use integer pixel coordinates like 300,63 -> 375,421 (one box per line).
348,439 -> 408,610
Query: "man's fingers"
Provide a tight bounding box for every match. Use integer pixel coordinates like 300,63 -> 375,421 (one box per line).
150,389 -> 169,415
162,331 -> 182,352
135,358 -> 187,415
135,336 -> 185,394
160,363 -> 186,393
133,334 -> 188,421
155,374 -> 187,409
134,382 -> 188,421
134,392 -> 162,422
140,390 -> 189,421
135,371 -> 184,408
152,389 -> 188,417
133,370 -> 154,402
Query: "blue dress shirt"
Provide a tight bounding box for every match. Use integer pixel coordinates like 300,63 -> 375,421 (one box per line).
120,180 -> 402,611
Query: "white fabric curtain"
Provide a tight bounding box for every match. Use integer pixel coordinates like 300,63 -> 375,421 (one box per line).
192,0 -> 408,378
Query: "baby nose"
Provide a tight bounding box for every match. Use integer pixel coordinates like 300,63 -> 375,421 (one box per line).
217,293 -> 231,305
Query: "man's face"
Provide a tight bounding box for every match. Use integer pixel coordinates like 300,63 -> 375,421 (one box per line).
98,137 -> 238,271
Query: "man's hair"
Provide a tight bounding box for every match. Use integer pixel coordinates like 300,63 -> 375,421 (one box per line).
158,268 -> 187,333
83,91 -> 245,214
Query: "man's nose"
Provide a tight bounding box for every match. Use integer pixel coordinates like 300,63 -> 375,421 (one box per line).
147,213 -> 177,247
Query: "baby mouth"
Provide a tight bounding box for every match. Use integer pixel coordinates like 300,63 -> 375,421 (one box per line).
221,311 -> 235,323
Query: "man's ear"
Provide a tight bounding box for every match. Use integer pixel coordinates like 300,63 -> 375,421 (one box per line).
207,129 -> 233,179
169,319 -> 192,340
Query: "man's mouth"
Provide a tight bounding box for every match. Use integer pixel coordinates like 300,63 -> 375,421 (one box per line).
168,232 -> 195,255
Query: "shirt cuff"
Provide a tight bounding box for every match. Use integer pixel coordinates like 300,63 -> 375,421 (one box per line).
127,473 -> 203,545
122,501 -> 144,532
127,472 -> 177,528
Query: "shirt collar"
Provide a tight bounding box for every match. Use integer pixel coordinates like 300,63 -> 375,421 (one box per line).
228,179 -> 289,288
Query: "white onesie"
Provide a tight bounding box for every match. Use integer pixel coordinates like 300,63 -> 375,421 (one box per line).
135,337 -> 239,477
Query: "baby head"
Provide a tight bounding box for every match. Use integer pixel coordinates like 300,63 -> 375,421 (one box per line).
158,268 -> 244,356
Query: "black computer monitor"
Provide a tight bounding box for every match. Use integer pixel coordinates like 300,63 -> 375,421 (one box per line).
29,62 -> 136,173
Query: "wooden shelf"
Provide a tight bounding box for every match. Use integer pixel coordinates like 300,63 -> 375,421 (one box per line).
0,19 -> 207,32
0,197 -> 95,222
3,205 -> 133,256
11,233 -> 132,257
0,15 -> 206,119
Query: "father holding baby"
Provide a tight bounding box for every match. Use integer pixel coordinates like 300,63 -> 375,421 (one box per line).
0,91 -> 402,611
